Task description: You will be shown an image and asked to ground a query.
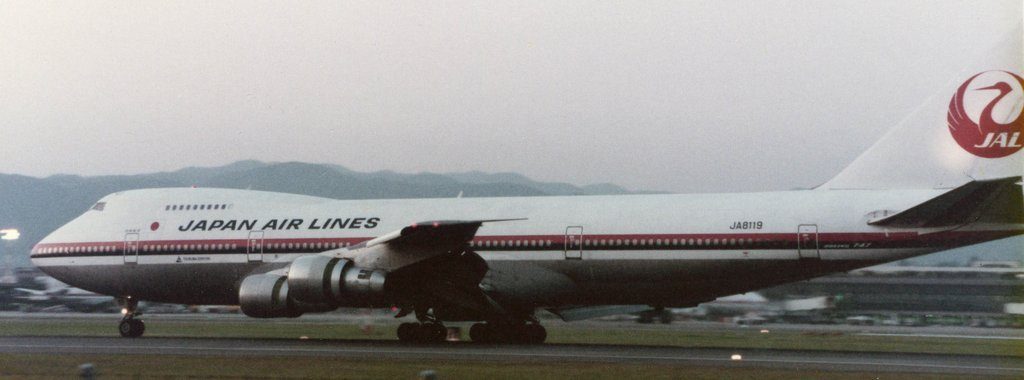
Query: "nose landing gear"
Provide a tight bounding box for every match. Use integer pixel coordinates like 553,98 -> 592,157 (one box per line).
117,297 -> 145,338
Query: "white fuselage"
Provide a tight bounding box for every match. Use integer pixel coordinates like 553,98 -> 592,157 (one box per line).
30,187 -> 1022,308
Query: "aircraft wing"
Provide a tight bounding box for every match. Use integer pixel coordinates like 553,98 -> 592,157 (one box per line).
13,288 -> 46,296
298,219 -> 522,319
13,288 -> 51,302
331,219 -> 523,271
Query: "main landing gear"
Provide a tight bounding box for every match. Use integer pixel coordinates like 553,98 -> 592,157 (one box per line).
396,322 -> 448,343
397,307 -> 449,343
394,307 -> 546,344
469,322 -> 546,344
397,321 -> 547,344
117,297 -> 145,338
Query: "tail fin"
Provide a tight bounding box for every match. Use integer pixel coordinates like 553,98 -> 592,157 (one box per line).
823,25 -> 1023,190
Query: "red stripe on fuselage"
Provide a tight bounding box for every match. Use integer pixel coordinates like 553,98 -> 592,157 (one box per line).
29,230 -> 1024,259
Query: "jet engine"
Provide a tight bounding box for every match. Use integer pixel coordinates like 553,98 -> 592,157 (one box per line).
238,273 -> 301,318
286,255 -> 387,306
238,273 -> 337,318
238,255 -> 388,318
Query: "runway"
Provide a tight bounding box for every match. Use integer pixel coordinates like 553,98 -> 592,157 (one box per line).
1,336 -> 1021,376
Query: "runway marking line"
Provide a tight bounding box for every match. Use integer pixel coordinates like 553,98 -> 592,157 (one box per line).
0,342 -> 1021,373
858,333 -> 1024,341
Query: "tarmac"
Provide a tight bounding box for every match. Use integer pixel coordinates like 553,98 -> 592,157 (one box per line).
0,335 -> 1021,376
2,313 -> 1023,376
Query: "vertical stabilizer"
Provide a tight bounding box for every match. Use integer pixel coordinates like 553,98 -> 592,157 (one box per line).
823,24 -> 1023,190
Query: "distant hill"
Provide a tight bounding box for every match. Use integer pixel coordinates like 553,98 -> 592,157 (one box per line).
0,161 -> 641,267
0,161 -> 1018,268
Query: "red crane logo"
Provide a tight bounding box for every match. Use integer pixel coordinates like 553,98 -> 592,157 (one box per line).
947,70 -> 1024,158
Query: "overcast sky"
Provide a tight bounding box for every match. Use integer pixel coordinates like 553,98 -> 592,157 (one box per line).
0,1 -> 1020,193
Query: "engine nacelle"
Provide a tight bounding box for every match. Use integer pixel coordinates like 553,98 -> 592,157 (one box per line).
287,255 -> 387,307
238,273 -> 337,318
238,274 -> 301,318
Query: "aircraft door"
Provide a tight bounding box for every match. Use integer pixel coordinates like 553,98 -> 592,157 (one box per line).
564,226 -> 583,260
247,231 -> 264,262
123,233 -> 139,264
797,224 -> 820,259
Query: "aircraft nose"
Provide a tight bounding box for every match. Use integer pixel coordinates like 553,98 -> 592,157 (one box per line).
30,229 -> 63,267
30,237 -> 48,263
28,228 -> 76,283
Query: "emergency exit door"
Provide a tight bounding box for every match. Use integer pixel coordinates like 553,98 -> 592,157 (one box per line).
797,224 -> 820,259
564,226 -> 583,260
247,231 -> 264,262
123,233 -> 139,264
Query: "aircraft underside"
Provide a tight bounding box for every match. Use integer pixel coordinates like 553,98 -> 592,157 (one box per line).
36,253 -> 916,306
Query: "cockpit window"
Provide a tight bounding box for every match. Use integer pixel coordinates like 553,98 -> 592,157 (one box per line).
90,202 -> 106,211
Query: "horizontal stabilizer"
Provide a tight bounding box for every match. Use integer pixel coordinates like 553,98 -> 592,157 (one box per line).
868,176 -> 1023,228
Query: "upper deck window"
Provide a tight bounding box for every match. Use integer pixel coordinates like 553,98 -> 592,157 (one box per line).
90,202 -> 106,211
164,203 -> 231,211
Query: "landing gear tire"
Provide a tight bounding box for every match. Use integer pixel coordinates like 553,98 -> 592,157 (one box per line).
117,297 -> 144,338
397,322 -> 447,343
509,323 -> 545,344
425,323 -> 446,342
469,322 -> 546,344
469,323 -> 489,343
470,322 -> 502,343
118,319 -> 145,338
520,324 -> 546,344
397,322 -> 417,342
474,323 -> 503,344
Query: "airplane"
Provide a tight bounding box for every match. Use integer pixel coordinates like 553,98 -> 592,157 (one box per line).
677,292 -> 780,321
667,292 -> 833,324
29,57 -> 1023,341
12,277 -> 116,313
